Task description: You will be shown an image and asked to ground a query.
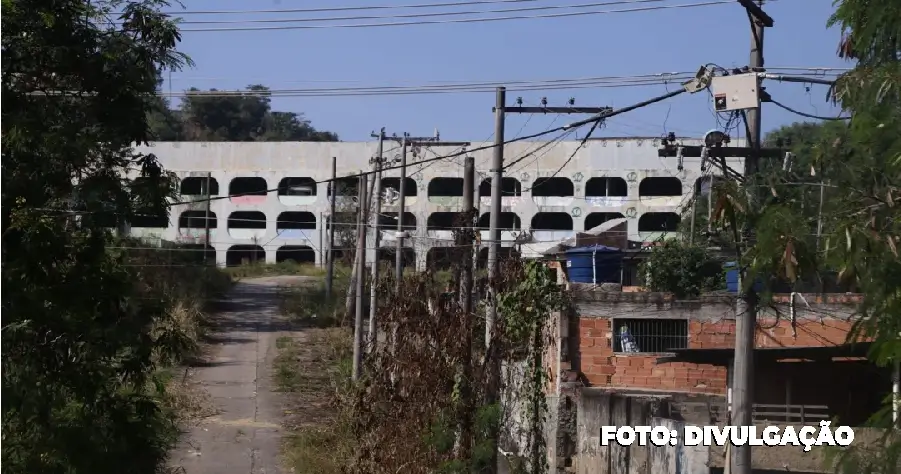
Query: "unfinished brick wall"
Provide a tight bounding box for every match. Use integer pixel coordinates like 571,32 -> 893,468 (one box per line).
572,288 -> 861,394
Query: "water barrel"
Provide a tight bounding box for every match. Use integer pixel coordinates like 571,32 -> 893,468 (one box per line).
725,261 -> 739,293
565,245 -> 623,284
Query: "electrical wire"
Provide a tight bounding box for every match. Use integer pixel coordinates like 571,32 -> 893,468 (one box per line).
149,0 -> 547,15
169,0 -> 672,25
768,98 -> 850,121
178,1 -> 737,32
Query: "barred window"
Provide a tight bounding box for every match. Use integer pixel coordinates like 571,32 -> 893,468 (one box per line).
612,318 -> 688,353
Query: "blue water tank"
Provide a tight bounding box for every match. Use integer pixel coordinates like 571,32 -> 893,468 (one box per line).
725,261 -> 739,293
565,245 -> 623,284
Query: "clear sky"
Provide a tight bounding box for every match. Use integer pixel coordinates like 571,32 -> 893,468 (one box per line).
165,0 -> 849,142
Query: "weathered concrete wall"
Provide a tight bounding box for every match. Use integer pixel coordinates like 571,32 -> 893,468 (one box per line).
130,139 -> 745,266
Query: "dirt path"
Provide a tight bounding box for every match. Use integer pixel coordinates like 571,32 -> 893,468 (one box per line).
169,276 -> 313,474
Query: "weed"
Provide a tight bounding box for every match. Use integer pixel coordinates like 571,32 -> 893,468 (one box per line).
224,261 -> 331,279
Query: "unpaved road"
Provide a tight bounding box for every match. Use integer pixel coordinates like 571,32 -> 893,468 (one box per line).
169,276 -> 312,474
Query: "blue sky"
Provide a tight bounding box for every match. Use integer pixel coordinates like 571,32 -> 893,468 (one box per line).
165,0 -> 849,142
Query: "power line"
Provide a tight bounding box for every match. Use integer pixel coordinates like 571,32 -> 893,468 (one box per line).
171,0 -> 672,25
179,1 -> 737,32
769,98 -> 850,121
149,0 -> 547,15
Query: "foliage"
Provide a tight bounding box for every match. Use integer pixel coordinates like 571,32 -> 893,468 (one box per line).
149,84 -> 339,142
496,260 -> 568,474
0,0 -> 212,472
640,239 -> 725,298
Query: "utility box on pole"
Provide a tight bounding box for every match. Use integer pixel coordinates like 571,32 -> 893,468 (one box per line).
711,73 -> 760,112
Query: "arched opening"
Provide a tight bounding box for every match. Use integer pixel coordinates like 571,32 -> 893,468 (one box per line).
131,211 -> 169,228
276,212 -> 316,230
329,176 -> 359,197
381,177 -> 418,198
228,211 -> 267,239
226,245 -> 265,267
427,247 -> 456,271
584,212 -> 625,231
478,212 -> 521,230
276,245 -> 316,264
585,177 -> 627,197
378,212 -> 416,231
477,247 -> 520,269
180,176 -> 220,196
277,211 -> 316,238
479,177 -> 521,197
531,177 -> 574,197
638,212 -> 681,232
179,244 -> 216,264
639,177 -> 683,197
278,177 -> 316,205
377,247 -> 416,267
428,177 -> 464,197
179,211 -> 217,229
229,177 -> 268,204
531,212 -> 573,231
427,212 -> 458,231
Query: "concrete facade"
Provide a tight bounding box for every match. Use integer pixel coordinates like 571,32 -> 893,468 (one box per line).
130,138 -> 745,267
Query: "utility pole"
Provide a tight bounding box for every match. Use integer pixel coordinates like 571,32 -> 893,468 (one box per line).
368,129 -> 385,353
456,153 -> 476,459
326,157 -> 337,298
732,1 -> 772,473
485,86 -> 506,474
352,171 -> 368,382
204,171 -> 212,264
345,164 -> 378,323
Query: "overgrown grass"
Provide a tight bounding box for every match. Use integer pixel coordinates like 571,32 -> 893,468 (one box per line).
224,261 -> 328,279
275,328 -> 355,474
278,268 -> 352,327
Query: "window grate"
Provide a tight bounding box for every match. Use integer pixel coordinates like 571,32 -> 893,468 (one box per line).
612,318 -> 688,353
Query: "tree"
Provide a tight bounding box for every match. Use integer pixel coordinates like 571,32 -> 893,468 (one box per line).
152,84 -> 339,142
2,0 -> 191,472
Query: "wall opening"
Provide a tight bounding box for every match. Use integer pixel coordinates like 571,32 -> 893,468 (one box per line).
478,212 -> 521,230
585,177 -> 628,197
276,245 -> 316,264
584,212 -> 625,231
179,244 -> 216,263
379,212 -> 416,231
278,177 -> 317,205
479,177 -> 521,197
226,245 -> 265,267
426,247 -> 456,270
379,247 -> 416,266
179,210 -> 217,229
611,318 -> 688,353
381,177 -> 418,197
228,211 -> 266,229
131,211 -> 169,228
180,176 -> 220,196
531,212 -> 573,231
427,212 -> 458,231
638,212 -> 681,232
639,177 -> 683,197
329,177 -> 359,197
531,177 -> 574,197
428,177 -> 464,197
276,211 -> 317,230
477,247 -> 520,269
229,177 -> 268,197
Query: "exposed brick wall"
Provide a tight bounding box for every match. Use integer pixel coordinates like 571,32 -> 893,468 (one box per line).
573,289 -> 863,395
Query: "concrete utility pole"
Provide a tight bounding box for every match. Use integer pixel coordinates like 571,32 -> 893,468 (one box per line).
345,163 -> 378,323
485,86 -> 506,474
395,133 -> 409,292
369,129 -> 386,353
204,171 -> 212,263
326,157 -> 337,298
456,154 -> 477,459
732,1 -> 771,473
352,171 -> 368,382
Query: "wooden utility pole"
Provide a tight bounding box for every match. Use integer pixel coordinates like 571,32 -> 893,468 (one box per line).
368,129 -> 385,353
485,86 -> 506,474
352,171 -> 368,382
326,157 -> 337,298
732,1 -> 772,472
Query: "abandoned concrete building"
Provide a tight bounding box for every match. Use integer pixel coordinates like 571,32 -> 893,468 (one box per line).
129,138 -> 743,267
